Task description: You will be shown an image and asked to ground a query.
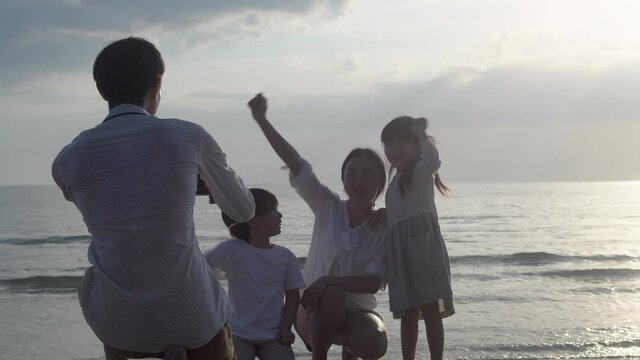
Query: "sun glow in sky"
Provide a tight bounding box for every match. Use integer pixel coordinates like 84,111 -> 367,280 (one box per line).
1,0 -> 640,185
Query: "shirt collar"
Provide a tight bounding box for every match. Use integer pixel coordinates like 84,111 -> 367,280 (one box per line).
103,104 -> 149,121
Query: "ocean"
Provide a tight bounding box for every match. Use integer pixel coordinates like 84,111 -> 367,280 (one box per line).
1,182 -> 639,359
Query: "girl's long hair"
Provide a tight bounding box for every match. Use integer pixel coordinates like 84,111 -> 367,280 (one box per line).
381,116 -> 449,197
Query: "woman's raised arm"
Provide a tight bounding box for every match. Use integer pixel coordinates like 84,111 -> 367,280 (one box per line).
248,93 -> 303,176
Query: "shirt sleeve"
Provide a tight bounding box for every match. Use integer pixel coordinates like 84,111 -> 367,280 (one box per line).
416,138 -> 441,176
204,242 -> 229,272
363,234 -> 388,290
284,249 -> 305,291
198,129 -> 255,223
51,148 -> 75,202
289,159 -> 339,216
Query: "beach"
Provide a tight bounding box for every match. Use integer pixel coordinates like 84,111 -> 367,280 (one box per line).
1,182 -> 639,359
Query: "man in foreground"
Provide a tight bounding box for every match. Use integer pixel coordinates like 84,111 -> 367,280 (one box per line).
52,37 -> 255,360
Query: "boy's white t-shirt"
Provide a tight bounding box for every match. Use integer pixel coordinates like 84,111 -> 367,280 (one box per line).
204,239 -> 305,341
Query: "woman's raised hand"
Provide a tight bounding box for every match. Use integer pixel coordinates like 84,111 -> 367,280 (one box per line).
248,93 -> 268,122
247,92 -> 303,175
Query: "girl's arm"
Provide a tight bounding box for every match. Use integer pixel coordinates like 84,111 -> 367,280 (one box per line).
278,289 -> 300,344
248,94 -> 302,176
413,118 -> 450,195
301,275 -> 381,309
412,118 -> 442,174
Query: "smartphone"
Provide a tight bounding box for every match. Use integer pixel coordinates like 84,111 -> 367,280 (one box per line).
196,175 -> 216,204
196,176 -> 208,195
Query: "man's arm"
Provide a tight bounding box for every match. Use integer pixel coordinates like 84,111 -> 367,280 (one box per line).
51,150 -> 75,202
199,131 -> 255,223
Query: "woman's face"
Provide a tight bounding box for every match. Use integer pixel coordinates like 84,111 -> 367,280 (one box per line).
342,156 -> 381,205
384,138 -> 419,172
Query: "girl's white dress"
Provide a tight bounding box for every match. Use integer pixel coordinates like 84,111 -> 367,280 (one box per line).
385,138 -> 455,319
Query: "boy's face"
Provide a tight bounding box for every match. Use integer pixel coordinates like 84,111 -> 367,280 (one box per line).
252,208 -> 283,237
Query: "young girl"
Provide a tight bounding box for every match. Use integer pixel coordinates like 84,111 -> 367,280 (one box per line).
381,116 -> 454,360
204,188 -> 305,360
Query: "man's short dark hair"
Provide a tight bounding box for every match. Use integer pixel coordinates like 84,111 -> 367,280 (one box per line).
93,37 -> 165,106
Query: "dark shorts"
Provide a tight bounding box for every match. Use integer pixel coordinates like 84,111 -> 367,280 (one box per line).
104,322 -> 236,360
232,336 -> 295,360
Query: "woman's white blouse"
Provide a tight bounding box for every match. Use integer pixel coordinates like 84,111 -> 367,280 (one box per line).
290,159 -> 387,310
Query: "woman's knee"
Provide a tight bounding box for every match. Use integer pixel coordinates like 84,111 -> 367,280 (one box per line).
346,313 -> 388,359
356,329 -> 388,359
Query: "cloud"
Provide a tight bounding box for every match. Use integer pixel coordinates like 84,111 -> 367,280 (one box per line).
175,63 -> 640,183
134,61 -> 640,140
394,64 -> 640,126
227,62 -> 640,134
195,63 -> 640,182
3,61 -> 640,184
0,0 -> 351,85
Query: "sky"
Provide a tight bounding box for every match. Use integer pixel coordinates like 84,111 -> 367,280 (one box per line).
1,0 -> 640,185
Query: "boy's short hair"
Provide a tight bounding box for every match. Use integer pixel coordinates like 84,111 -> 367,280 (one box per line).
93,37 -> 165,106
221,188 -> 278,242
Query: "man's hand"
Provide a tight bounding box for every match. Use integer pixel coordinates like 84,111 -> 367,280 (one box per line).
248,93 -> 268,122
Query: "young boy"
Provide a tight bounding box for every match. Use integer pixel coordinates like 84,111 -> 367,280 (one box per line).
205,188 -> 304,360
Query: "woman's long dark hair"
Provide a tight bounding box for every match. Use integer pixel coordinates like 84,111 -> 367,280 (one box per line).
381,116 -> 449,197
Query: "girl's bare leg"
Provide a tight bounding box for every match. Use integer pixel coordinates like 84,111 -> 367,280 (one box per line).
400,307 -> 420,360
420,302 -> 444,360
